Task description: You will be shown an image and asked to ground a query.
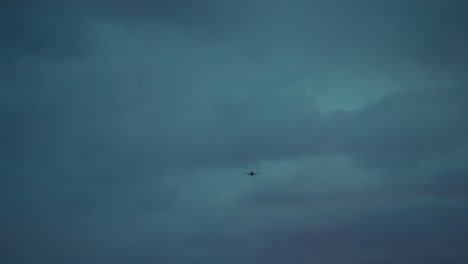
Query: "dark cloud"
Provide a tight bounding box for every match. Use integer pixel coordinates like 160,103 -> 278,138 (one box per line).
340,86 -> 468,169
0,0 -> 246,59
1,0 -> 467,263
0,1 -> 95,59
256,205 -> 468,264
85,0 -> 246,29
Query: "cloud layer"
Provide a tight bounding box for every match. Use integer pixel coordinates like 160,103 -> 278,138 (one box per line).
1,1 -> 467,263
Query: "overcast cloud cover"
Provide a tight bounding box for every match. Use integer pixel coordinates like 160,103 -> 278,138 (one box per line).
1,0 -> 468,263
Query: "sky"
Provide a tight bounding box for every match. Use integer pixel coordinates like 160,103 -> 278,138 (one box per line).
1,0 -> 468,263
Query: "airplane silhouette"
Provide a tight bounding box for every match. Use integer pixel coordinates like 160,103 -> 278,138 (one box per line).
245,171 -> 259,176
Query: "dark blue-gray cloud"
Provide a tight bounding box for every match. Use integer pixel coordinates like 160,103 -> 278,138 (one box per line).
0,0 -> 246,59
1,1 -> 467,264
340,86 -> 468,168
0,1 -> 94,59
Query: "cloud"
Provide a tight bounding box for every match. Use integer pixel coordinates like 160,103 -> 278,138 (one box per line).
338,86 -> 468,168
0,0 -> 247,60
0,1 -> 96,59
1,1 -> 468,263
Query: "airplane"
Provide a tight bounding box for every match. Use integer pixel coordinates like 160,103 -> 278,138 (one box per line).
245,171 -> 259,176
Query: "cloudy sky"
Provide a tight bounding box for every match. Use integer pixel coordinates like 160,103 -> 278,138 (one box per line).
1,0 -> 468,263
